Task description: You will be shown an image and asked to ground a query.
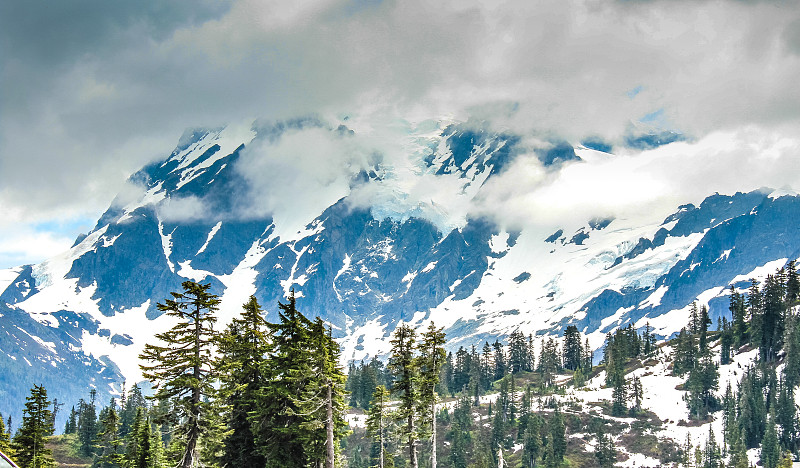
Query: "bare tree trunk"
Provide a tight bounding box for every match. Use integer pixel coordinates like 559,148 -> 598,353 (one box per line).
409,414 -> 418,468
326,384 -> 335,468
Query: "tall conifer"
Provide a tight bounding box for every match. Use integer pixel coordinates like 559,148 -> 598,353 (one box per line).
139,280 -> 220,468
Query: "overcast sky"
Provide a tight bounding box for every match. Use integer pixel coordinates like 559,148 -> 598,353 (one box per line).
1,0 -> 800,269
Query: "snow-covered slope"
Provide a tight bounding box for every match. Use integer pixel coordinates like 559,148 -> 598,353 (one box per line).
1,118 -> 799,429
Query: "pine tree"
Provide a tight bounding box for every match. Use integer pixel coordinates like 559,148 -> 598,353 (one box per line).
775,379 -> 797,454
493,341 -> 506,381
418,322 -> 446,468
77,390 -> 98,457
761,410 -> 781,468
698,305 -> 712,354
730,286 -> 748,347
630,376 -> 643,416
611,374 -> 627,417
303,318 -> 348,468
0,412 -> 13,458
388,324 -> 420,468
522,415 -> 541,468
254,291 -> 331,467
686,353 -> 719,420
366,385 -> 391,468
64,406 -> 78,435
449,395 -> 472,468
548,406 -> 566,468
139,280 -> 220,468
11,384 -> 55,468
216,296 -> 268,468
594,426 -> 616,467
120,384 -> 147,438
562,325 -> 583,371
93,404 -> 124,468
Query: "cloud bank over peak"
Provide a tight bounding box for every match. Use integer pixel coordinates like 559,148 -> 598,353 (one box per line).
2,0 -> 800,266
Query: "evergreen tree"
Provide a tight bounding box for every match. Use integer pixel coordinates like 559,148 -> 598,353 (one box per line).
775,379 -> 797,454
11,384 -> 55,468
730,286 -> 748,347
630,376 -> 643,416
594,426 -> 616,468
548,406 -> 566,468
77,390 -> 98,457
703,428 -> 721,468
139,280 -> 220,468
738,366 -> 767,448
493,341 -> 506,381
698,305 -> 712,354
522,415 -> 541,468
216,296 -> 268,468
720,317 -> 733,365
562,325 -> 583,371
611,374 -> 627,417
762,411 -> 781,468
0,412 -> 13,458
388,324 -> 420,468
64,406 -> 77,435
366,386 -> 390,468
418,322 -> 446,468
782,313 -> 800,388
686,354 -> 719,420
448,395 -> 472,468
786,260 -> 800,308
120,385 -> 147,438
302,318 -> 348,468
760,275 -> 786,362
93,404 -> 124,468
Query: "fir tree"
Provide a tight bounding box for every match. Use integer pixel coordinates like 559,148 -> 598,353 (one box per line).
64,406 -> 77,435
139,280 -> 220,468
11,384 -> 55,468
548,406 -> 566,468
388,324 -> 420,468
418,322 -> 446,468
77,390 -> 98,457
449,395 -> 472,468
215,296 -> 268,468
562,325 -> 583,371
522,415 -> 541,468
366,386 -> 390,468
594,426 -> 616,468
0,412 -> 13,458
762,411 -> 781,468
730,286 -> 748,347
93,404 -> 124,468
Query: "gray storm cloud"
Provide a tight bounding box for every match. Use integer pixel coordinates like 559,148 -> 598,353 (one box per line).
2,0 -> 800,266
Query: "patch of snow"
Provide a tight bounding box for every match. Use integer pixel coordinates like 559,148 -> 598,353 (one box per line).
489,232 -> 510,254
158,220 -> 176,272
730,258 -> 788,284
196,221 -> 222,255
176,261 -> 214,282
640,285 -> 668,308
422,261 -> 437,273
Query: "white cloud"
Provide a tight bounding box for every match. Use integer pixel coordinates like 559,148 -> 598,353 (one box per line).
3,0 -> 800,264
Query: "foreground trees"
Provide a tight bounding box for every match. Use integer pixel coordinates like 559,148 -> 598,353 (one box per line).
139,281 -> 220,468
11,385 -> 55,468
136,283 -> 347,468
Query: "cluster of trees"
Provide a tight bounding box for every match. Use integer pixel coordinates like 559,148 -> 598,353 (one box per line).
669,261 -> 800,468
346,324 -> 600,468
602,323 -> 656,416
2,282 -> 348,468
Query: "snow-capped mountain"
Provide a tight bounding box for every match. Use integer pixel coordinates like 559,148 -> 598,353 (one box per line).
1,117 -> 799,429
